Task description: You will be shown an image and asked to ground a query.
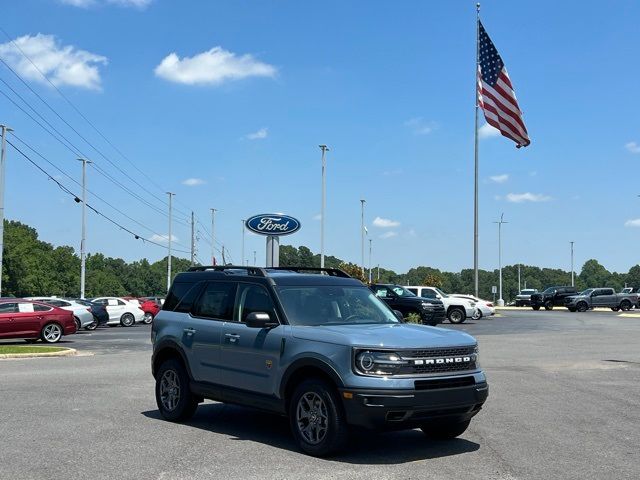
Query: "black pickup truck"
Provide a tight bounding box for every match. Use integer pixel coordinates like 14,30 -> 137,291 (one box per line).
369,283 -> 446,326
530,286 -> 578,310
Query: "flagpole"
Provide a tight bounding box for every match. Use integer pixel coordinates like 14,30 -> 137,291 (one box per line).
473,2 -> 480,298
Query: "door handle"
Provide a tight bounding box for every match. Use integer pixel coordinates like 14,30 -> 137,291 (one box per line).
183,328 -> 196,336
225,333 -> 240,343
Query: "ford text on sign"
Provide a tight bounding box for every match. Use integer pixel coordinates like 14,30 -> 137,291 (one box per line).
245,214 -> 301,236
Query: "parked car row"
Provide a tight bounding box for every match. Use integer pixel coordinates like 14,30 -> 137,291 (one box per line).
0,295 -> 164,344
522,285 -> 640,312
369,283 -> 494,324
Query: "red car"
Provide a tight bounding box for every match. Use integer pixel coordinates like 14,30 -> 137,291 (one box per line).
140,299 -> 162,324
0,300 -> 76,343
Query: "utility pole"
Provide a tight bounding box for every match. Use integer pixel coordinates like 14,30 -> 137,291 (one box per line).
190,211 -> 195,266
221,245 -> 226,265
253,250 -> 257,266
319,145 -> 329,268
570,241 -> 575,287
493,213 -> 508,306
166,192 -> 174,291
241,219 -> 245,267
368,238 -> 372,284
360,199 -> 366,274
0,125 -> 12,297
210,208 -> 217,265
78,158 -> 92,298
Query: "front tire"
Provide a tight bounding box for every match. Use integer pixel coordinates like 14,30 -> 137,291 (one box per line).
544,301 -> 554,311
576,302 -> 588,312
155,359 -> 198,422
289,379 -> 348,457
620,300 -> 632,311
447,307 -> 466,324
41,323 -> 63,343
120,313 -> 135,327
421,419 -> 471,440
74,317 -> 81,331
532,305 -> 541,311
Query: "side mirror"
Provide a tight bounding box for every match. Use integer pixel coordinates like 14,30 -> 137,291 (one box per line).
393,310 -> 404,321
436,294 -> 442,299
245,312 -> 279,329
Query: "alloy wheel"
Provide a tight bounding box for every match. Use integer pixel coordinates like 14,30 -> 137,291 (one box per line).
296,392 -> 328,445
159,369 -> 181,412
43,324 -> 62,343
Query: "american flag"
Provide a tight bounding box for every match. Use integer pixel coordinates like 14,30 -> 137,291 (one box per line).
477,21 -> 530,148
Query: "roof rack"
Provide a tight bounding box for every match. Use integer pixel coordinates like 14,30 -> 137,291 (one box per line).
266,267 -> 352,278
187,265 -> 267,277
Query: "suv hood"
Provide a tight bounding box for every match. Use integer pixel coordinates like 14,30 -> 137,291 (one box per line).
291,323 -> 476,349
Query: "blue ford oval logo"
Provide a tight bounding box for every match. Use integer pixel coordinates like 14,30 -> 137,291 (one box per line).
246,214 -> 301,236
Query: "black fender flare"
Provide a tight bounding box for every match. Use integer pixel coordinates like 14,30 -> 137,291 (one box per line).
152,339 -> 193,380
279,356 -> 345,399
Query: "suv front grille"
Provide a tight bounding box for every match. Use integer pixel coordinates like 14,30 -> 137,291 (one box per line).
397,346 -> 477,375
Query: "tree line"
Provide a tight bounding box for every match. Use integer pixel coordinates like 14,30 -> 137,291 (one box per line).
2,220 -> 639,300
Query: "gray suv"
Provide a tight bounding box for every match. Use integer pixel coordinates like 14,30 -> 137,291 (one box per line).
151,266 -> 488,456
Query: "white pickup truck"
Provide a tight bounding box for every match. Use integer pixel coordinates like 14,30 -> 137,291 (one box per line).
405,286 -> 477,324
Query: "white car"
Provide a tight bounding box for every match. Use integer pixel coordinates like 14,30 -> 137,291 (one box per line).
405,286 -> 477,324
90,297 -> 144,327
451,294 -> 495,319
25,297 -> 96,331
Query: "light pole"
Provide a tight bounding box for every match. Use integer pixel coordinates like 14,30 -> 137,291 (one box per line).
368,238 -> 372,283
210,208 -> 217,265
0,125 -> 12,296
319,145 -> 329,268
493,213 -> 508,306
570,241 -> 575,287
241,219 -> 246,267
78,158 -> 92,298
360,199 -> 366,275
517,263 -> 521,294
166,192 -> 174,291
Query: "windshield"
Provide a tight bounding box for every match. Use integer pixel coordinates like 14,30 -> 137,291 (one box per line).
542,287 -> 556,294
434,287 -> 449,298
277,286 -> 400,326
391,286 -> 416,297
520,289 -> 536,295
579,289 -> 594,296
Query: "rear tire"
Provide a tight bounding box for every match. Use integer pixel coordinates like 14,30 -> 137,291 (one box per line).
74,317 -> 81,331
155,359 -> 198,422
120,313 -> 135,327
289,378 -> 349,457
85,321 -> 98,331
544,301 -> 554,311
41,323 -> 63,343
447,307 -> 466,324
472,309 -> 482,320
143,312 -> 154,324
620,300 -> 632,311
421,419 -> 471,440
532,305 -> 541,311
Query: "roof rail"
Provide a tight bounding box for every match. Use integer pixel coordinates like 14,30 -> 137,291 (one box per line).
187,265 -> 267,277
266,267 -> 352,278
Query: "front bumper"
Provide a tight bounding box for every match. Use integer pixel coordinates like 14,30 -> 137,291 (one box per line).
339,377 -> 488,430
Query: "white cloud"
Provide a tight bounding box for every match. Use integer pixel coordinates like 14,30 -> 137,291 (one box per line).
379,231 -> 398,239
489,174 -> 509,184
60,0 -> 153,8
154,46 -> 277,86
404,117 -> 436,135
0,34 -> 107,90
625,142 -> 640,154
624,219 -> 640,227
246,127 -> 268,140
372,216 -> 400,228
181,178 -> 205,186
505,192 -> 552,203
479,123 -> 500,139
149,234 -> 178,243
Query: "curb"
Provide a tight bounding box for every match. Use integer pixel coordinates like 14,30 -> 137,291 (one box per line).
0,347 -> 77,359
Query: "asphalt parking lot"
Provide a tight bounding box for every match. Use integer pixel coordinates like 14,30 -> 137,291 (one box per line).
1,310 -> 639,480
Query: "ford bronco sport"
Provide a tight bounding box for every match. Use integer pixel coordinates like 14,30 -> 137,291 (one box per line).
151,266 -> 488,456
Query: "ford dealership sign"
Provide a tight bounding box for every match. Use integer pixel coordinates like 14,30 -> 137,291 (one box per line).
246,214 -> 301,236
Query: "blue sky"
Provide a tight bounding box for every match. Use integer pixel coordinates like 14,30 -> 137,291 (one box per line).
1,0 -> 639,274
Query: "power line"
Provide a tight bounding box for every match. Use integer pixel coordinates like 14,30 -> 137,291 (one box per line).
6,137 -> 191,254
0,27 -> 192,219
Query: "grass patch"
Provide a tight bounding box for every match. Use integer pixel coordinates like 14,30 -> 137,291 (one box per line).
0,345 -> 67,354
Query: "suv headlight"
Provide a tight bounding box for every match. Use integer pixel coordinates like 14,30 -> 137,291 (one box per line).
474,345 -> 480,368
354,350 -> 407,376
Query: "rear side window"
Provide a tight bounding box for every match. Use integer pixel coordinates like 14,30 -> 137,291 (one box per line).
0,302 -> 17,313
34,304 -> 52,312
406,288 -> 418,295
192,282 -> 236,320
421,289 -> 437,298
165,281 -> 204,313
